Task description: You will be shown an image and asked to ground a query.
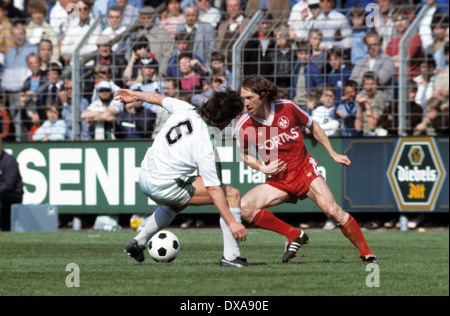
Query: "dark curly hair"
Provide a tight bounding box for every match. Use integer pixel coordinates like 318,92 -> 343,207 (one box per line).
239,75 -> 278,103
196,90 -> 244,130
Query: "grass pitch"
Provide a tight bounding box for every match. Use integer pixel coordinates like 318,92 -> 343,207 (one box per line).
0,229 -> 448,296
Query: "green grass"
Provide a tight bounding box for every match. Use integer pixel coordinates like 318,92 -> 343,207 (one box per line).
0,229 -> 448,296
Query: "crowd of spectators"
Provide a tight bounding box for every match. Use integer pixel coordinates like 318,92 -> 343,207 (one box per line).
0,0 -> 448,142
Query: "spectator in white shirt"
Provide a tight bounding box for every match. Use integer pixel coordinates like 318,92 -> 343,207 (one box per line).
419,0 -> 443,51
101,6 -> 127,53
308,83 -> 340,136
60,0 -> 101,63
90,63 -> 122,103
311,0 -> 352,49
195,0 -> 221,28
414,58 -> 437,110
25,0 -> 59,62
288,0 -> 321,41
81,81 -> 123,140
49,0 -> 76,41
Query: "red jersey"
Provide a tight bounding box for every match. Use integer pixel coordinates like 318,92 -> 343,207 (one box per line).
236,99 -> 313,172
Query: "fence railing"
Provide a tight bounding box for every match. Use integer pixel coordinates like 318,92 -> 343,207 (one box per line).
0,3 -> 448,142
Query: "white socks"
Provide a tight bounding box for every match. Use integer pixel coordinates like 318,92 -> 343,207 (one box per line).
134,205 -> 178,248
220,208 -> 242,261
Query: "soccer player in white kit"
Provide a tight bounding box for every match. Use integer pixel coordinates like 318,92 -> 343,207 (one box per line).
115,89 -> 251,266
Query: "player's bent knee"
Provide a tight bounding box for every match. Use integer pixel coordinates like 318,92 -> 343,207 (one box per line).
322,203 -> 344,223
226,186 -> 241,207
240,210 -> 254,223
239,200 -> 255,223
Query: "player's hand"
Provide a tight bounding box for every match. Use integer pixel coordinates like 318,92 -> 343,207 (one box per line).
333,153 -> 351,166
260,159 -> 287,176
229,222 -> 248,242
114,89 -> 138,103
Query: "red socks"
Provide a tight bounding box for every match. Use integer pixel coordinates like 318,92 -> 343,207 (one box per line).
251,209 -> 373,258
338,213 -> 373,257
251,209 -> 302,242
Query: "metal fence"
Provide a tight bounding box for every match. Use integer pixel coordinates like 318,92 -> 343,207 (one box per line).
0,1 -> 448,142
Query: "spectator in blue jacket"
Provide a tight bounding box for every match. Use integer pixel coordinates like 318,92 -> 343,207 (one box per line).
2,23 -> 38,117
343,0 -> 376,10
32,103 -> 68,141
293,40 -> 324,106
114,94 -> 156,139
335,80 -> 361,136
349,5 -> 369,65
327,46 -> 351,102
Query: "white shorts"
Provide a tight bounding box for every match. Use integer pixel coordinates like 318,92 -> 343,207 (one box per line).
139,170 -> 197,207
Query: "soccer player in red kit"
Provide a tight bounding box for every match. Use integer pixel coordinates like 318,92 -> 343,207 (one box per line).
236,75 -> 377,264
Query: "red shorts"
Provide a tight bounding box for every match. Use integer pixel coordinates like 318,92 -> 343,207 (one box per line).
266,157 -> 322,202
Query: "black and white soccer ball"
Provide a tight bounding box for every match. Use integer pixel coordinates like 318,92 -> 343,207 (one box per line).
148,230 -> 180,263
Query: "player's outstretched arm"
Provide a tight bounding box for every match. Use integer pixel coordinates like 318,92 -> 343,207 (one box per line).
115,89 -> 194,114
309,121 -> 351,166
115,89 -> 167,106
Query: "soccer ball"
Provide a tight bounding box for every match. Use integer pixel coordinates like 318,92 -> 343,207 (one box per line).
148,230 -> 180,263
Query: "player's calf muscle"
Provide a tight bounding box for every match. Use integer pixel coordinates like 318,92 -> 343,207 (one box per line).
226,189 -> 241,209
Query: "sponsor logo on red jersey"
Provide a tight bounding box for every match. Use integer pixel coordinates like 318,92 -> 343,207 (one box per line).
256,127 -> 300,150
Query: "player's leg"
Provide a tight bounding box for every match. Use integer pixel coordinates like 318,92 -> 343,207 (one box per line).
184,176 -> 215,205
133,204 -> 180,247
241,184 -> 304,242
126,174 -> 194,262
306,177 -> 377,262
126,204 -> 180,262
186,177 -> 249,265
241,184 -> 308,263
134,176 -> 223,240
131,175 -> 197,251
219,185 -> 247,265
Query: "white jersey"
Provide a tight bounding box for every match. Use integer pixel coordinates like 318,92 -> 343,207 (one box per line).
141,97 -> 222,187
